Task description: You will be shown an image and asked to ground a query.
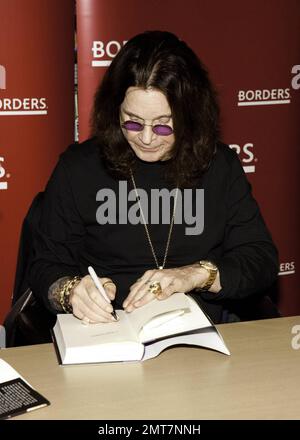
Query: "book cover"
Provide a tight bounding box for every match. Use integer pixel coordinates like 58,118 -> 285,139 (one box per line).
0,359 -> 50,419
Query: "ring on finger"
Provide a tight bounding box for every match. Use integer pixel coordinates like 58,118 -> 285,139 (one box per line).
148,280 -> 162,297
103,280 -> 114,288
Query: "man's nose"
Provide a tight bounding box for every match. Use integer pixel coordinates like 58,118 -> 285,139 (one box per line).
140,125 -> 155,145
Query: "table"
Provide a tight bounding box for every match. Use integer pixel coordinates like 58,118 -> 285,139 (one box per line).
0,316 -> 299,419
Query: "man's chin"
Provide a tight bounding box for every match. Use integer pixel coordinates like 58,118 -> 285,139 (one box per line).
133,145 -> 165,161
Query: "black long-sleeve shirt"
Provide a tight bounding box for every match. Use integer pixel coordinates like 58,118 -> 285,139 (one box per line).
29,138 -> 278,323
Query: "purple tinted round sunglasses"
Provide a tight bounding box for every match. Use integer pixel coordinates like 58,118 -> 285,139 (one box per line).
122,120 -> 173,136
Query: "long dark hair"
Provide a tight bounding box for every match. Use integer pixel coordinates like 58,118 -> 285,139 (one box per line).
91,31 -> 220,187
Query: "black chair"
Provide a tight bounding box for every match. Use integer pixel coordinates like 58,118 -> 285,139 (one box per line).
4,193 -> 55,347
222,288 -> 281,323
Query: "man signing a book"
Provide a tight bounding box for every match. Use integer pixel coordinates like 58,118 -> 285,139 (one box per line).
29,31 -> 278,328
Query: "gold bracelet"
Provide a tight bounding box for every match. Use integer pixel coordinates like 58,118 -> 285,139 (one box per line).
59,276 -> 81,313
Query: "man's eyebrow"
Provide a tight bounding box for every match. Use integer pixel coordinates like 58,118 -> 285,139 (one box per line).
122,109 -> 172,119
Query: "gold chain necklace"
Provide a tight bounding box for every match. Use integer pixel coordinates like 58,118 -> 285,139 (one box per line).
130,170 -> 179,270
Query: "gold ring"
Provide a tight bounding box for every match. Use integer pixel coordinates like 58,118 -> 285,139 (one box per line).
148,280 -> 162,296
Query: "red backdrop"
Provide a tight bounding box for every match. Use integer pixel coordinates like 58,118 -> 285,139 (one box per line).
76,0 -> 300,315
1,1 -> 299,324
0,0 -> 75,323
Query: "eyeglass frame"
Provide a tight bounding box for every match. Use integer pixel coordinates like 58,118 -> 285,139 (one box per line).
120,119 -> 174,137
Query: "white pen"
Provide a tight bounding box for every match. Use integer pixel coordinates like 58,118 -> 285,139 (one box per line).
88,266 -> 118,320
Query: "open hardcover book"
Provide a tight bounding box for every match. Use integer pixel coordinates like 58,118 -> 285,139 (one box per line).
53,292 -> 230,365
0,359 -> 50,419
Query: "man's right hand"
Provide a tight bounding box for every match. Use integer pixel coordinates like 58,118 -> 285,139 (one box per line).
70,275 -> 116,323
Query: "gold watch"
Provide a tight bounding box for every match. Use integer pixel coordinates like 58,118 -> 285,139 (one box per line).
198,260 -> 218,291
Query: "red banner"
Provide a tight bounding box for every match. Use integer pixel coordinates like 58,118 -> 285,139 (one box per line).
0,0 -> 75,322
76,0 -> 300,315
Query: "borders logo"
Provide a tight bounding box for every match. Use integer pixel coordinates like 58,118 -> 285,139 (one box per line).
229,143 -> 256,173
91,39 -> 127,67
0,66 -> 48,116
279,261 -> 295,276
237,64 -> 300,107
237,88 -> 290,107
0,156 -> 8,190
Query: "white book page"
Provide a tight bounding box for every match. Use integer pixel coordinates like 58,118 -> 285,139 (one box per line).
139,295 -> 212,343
143,328 -> 230,361
0,359 -> 27,384
128,292 -> 190,336
54,311 -> 139,348
53,313 -> 144,364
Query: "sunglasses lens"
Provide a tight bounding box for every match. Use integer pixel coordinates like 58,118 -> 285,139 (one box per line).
122,121 -> 143,131
153,125 -> 173,136
122,120 -> 173,136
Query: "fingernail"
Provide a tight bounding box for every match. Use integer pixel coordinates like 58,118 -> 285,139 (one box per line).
105,305 -> 113,313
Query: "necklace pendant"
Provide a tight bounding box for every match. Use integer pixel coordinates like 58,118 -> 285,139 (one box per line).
158,266 -> 163,270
